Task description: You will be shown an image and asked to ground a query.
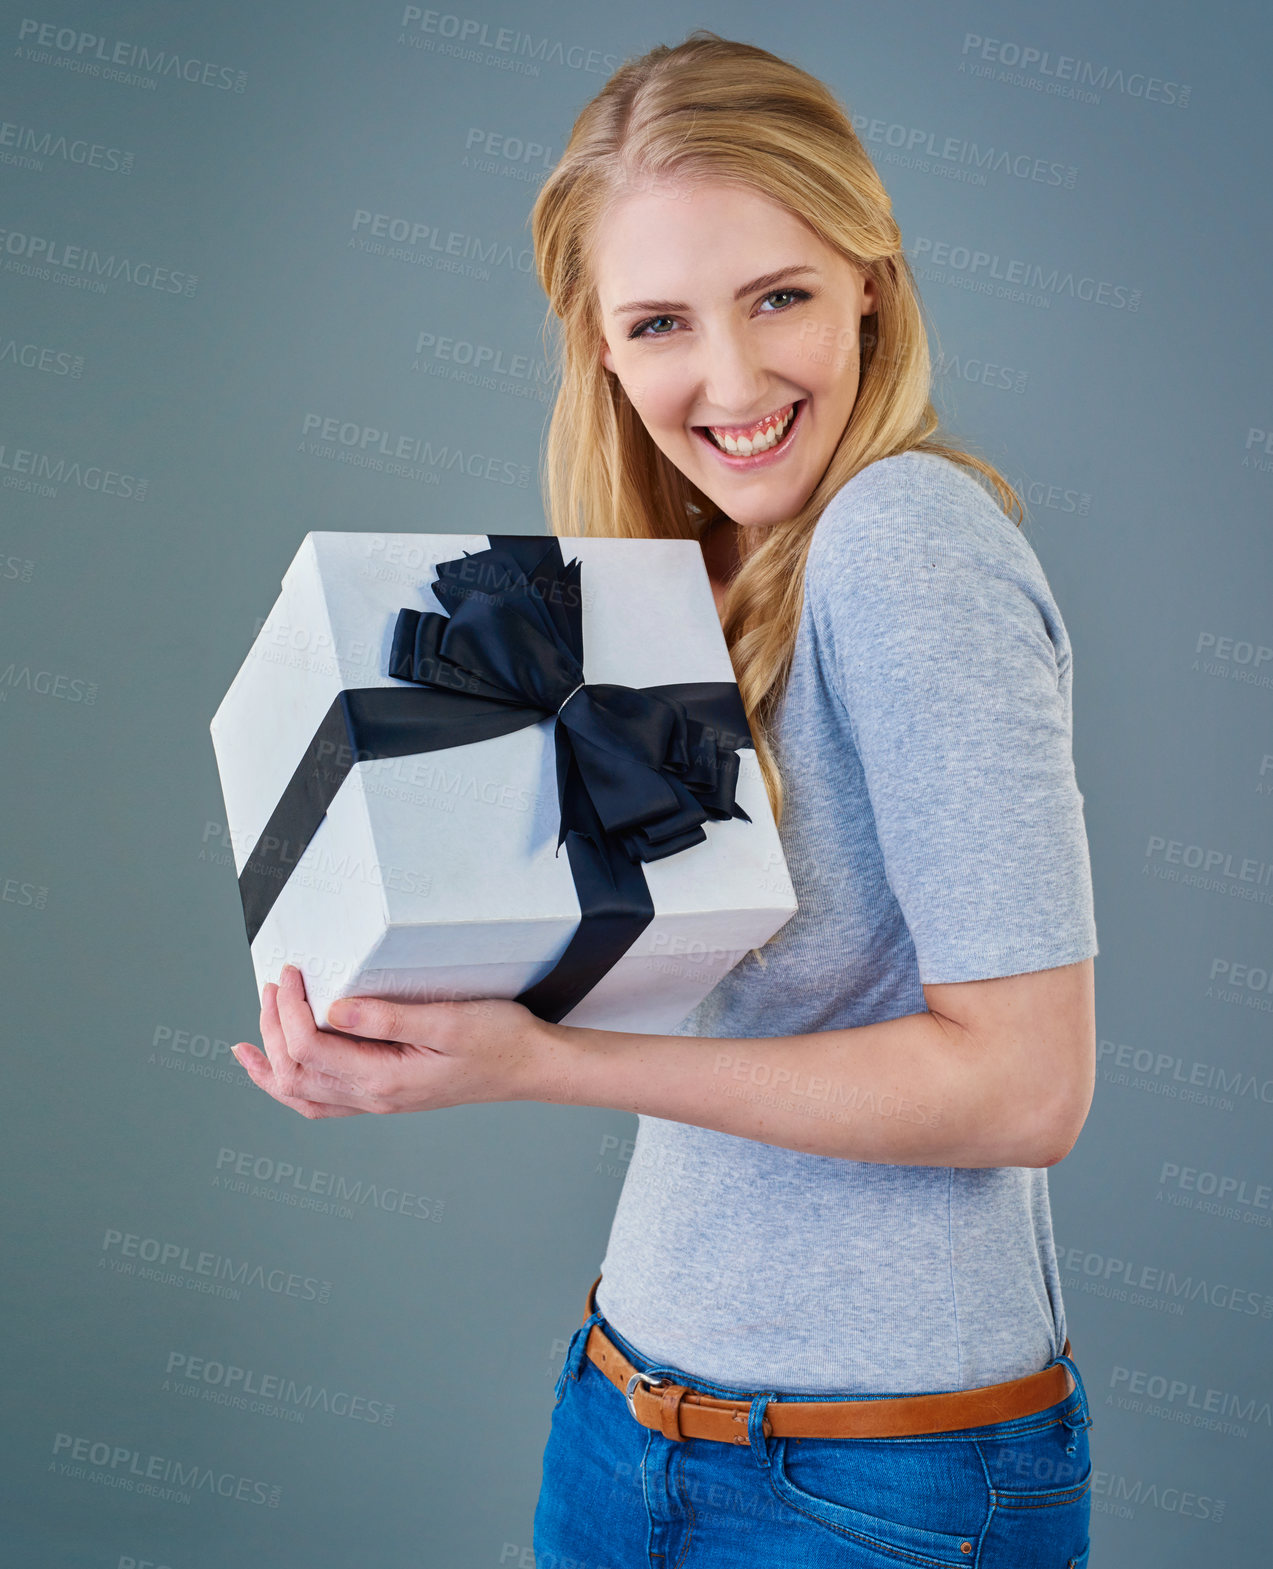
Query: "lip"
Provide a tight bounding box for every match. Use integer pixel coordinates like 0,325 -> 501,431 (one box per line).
692,400 -> 805,470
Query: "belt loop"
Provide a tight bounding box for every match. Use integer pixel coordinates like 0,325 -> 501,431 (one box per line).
1049,1349 -> 1092,1452
555,1312 -> 603,1404
555,1277 -> 605,1404
573,1274 -> 606,1380
570,1308 -> 604,1378
747,1392 -> 775,1467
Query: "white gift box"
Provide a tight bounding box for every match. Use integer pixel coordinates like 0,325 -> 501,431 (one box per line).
209,532 -> 797,1033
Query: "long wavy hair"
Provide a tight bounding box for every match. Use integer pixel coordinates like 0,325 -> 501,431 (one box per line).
530,30 -> 1023,827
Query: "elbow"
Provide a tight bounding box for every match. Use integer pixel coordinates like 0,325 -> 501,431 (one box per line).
1027,1082 -> 1094,1169
1034,1132 -> 1081,1169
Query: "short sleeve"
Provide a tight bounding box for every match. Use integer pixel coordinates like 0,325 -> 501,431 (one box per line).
808,473 -> 1099,984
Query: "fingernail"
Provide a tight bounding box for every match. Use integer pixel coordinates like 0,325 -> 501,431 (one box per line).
328,999 -> 358,1028
281,964 -> 297,987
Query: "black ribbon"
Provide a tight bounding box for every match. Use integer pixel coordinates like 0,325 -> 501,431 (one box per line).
237,535 -> 755,1024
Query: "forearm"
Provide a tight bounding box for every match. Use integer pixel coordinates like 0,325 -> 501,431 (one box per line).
530,1008 -> 1061,1167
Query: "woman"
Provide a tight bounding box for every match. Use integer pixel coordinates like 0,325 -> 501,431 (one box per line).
234,31 -> 1098,1569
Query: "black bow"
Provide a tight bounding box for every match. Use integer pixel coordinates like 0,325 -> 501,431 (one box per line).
237,535 -> 755,1024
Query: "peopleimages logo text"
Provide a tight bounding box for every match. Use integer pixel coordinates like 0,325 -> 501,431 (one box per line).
959,33 -> 1190,107
300,413 -> 531,488
0,118 -> 134,172
910,237 -> 1139,309
16,19 -> 247,91
164,1351 -> 396,1425
100,1227 -> 332,1304
0,225 -> 196,294
50,1432 -> 280,1505
398,10 -> 620,74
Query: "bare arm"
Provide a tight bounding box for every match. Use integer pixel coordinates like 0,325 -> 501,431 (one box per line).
534,957 -> 1096,1168
234,958 -> 1094,1171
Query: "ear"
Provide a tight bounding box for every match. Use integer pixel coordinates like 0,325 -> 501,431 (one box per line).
860,271 -> 879,317
601,341 -> 616,375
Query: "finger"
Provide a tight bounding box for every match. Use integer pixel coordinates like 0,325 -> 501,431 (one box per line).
232,1040 -> 364,1119
269,971 -> 396,1105
271,965 -> 321,1063
324,991 -> 456,1049
233,1039 -> 271,1085
259,982 -> 353,1103
274,968 -> 413,1089
258,982 -> 291,1077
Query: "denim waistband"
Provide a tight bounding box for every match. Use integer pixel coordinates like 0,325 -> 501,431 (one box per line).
570,1299 -> 1092,1444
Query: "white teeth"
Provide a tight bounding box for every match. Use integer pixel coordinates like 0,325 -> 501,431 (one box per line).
708,404 -> 796,455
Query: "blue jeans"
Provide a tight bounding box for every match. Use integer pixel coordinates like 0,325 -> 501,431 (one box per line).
534,1301 -> 1093,1568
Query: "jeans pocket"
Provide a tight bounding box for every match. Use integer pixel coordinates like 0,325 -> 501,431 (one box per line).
988,1473 -> 1093,1512
979,1404 -> 1093,1507
552,1333 -> 578,1408
768,1436 -> 989,1567
552,1320 -> 592,1408
976,1413 -> 1092,1566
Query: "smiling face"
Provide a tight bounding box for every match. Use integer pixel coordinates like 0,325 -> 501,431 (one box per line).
594,177 -> 878,531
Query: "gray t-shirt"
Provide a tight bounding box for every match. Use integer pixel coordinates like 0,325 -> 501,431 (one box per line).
594,449 -> 1099,1395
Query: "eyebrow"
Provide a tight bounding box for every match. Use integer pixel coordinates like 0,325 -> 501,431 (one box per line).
610,265 -> 821,317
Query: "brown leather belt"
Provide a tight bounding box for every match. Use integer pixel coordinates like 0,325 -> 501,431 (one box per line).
580,1275 -> 1076,1443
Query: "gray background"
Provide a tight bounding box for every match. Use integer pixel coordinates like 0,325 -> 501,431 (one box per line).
1,0 -> 1270,1564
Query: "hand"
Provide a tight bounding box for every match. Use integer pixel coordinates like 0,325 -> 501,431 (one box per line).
232,964 -> 573,1121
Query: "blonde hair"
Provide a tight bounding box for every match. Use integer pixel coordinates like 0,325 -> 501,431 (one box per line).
530,29 -> 1023,827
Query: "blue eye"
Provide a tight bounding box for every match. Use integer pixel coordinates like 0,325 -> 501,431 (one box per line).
626,288 -> 811,341
630,315 -> 678,339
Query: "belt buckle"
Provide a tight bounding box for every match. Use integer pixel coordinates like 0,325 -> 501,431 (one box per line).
624,1370 -> 667,1422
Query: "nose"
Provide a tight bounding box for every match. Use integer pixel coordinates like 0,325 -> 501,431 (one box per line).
697,323 -> 769,420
